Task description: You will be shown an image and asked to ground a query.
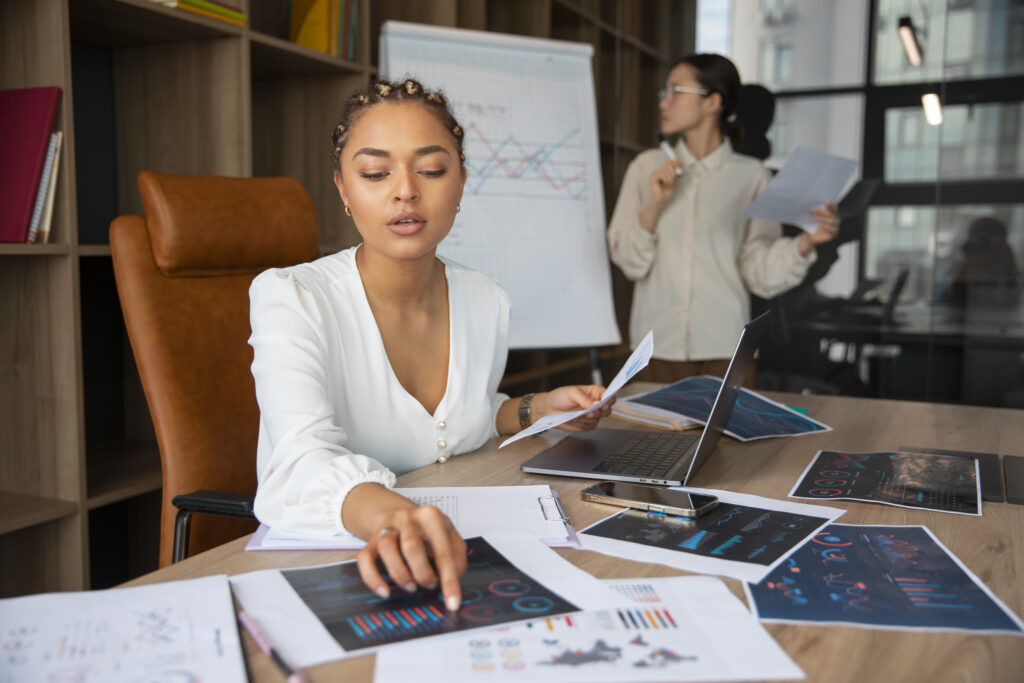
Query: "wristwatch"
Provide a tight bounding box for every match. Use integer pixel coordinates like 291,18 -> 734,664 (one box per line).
518,393 -> 537,430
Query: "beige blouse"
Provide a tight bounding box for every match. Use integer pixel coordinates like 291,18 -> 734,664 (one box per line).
607,139 -> 815,361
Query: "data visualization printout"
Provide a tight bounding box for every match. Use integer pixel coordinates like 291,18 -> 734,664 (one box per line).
790,450 -> 981,515
281,537 -> 578,653
381,21 -> 620,349
230,533 -> 626,667
374,576 -> 803,683
0,575 -> 246,682
746,524 -> 1024,634
579,488 -> 843,583
627,375 -> 832,440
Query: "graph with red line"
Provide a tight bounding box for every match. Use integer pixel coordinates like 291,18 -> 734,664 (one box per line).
463,123 -> 588,199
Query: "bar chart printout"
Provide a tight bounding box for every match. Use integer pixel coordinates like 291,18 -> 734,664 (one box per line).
746,524 -> 1024,633
281,537 -> 580,652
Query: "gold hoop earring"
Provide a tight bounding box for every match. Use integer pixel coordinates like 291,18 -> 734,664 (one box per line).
456,204 -> 461,214
344,204 -> 352,217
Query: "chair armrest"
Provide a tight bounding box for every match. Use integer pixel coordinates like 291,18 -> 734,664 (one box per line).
171,490 -> 256,563
172,489 -> 256,518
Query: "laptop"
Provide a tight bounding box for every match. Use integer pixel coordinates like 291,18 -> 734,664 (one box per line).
520,311 -> 771,486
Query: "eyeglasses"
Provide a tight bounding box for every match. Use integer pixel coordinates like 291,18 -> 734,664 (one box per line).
658,85 -> 710,102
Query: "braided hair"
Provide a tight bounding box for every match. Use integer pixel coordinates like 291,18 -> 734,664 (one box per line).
330,77 -> 466,173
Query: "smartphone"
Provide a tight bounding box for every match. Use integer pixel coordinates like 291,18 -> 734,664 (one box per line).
581,481 -> 719,517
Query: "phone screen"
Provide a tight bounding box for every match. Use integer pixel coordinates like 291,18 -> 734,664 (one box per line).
586,482 -> 718,515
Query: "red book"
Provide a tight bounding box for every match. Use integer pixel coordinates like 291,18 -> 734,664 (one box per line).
0,87 -> 61,243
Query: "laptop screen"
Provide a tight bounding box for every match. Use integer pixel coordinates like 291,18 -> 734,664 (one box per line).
680,310 -> 771,485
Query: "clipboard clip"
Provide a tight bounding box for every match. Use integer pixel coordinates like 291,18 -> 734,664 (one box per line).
538,494 -> 570,524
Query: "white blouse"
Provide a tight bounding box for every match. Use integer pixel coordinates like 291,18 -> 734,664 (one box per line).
248,246 -> 511,536
607,139 -> 815,361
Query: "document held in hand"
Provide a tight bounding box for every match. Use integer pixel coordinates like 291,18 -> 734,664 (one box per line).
500,330 -> 653,447
745,146 -> 857,233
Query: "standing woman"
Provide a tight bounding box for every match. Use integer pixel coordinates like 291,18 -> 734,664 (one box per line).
607,53 -> 839,383
247,78 -> 610,610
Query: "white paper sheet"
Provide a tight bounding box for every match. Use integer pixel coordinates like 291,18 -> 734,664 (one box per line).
745,146 -> 857,232
0,575 -> 246,683
501,330 -> 653,447
247,485 -> 577,550
579,488 -> 845,583
373,576 -> 804,682
230,532 -> 632,667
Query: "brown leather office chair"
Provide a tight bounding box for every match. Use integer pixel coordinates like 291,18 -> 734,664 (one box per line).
111,171 -> 320,567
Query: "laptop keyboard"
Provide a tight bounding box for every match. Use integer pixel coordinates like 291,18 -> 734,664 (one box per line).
593,432 -> 698,477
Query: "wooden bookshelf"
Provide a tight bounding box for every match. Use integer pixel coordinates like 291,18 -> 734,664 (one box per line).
0,0 -> 684,596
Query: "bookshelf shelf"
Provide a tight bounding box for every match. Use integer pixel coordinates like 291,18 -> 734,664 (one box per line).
69,0 -> 241,47
1,0 -> 678,597
250,32 -> 364,79
0,244 -> 71,256
0,492 -> 78,536
86,440 -> 162,510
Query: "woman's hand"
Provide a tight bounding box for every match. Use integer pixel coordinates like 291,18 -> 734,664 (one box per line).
798,201 -> 840,256
535,384 -> 613,432
639,160 -> 682,232
343,484 -> 467,612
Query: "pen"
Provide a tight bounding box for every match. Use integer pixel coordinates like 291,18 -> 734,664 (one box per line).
659,140 -> 684,176
238,610 -> 311,683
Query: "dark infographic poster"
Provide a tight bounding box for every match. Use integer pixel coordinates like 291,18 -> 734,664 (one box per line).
281,537 -> 579,652
746,524 -> 1024,634
790,450 -> 980,515
582,503 -> 830,567
630,375 -> 830,440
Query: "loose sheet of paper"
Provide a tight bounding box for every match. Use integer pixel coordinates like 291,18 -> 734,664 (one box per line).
230,532 -> 632,667
789,451 -> 981,516
746,524 -> 1024,635
579,488 -> 845,583
373,576 -> 803,682
0,575 -> 246,683
621,375 -> 832,441
745,146 -> 857,232
500,330 -> 653,447
247,485 -> 576,550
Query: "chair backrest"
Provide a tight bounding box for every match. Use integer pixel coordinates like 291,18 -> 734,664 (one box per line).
111,171 -> 321,567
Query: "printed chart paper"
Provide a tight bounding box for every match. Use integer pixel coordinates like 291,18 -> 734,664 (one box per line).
790,450 -> 981,516
0,575 -> 246,683
618,375 -> 831,440
373,576 -> 803,682
746,524 -> 1024,634
580,488 -> 844,583
230,532 -> 629,667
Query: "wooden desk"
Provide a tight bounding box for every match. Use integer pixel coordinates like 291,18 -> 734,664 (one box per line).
125,389 -> 1024,682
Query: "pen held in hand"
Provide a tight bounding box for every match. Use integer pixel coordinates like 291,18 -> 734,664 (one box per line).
659,140 -> 684,176
238,610 -> 311,683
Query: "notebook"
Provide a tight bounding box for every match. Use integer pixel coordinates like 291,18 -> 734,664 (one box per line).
520,311 -> 770,486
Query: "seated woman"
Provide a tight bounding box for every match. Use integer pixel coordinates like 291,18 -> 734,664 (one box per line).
248,78 -> 611,612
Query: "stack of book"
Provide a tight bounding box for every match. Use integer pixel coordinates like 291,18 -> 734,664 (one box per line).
147,0 -> 246,27
0,87 -> 63,244
291,0 -> 359,60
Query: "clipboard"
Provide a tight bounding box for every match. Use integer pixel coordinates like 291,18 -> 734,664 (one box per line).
246,485 -> 580,550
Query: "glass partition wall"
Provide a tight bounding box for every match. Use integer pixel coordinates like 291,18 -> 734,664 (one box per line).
702,0 -> 1024,407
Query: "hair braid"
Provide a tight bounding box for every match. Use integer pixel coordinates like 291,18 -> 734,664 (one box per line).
330,77 -> 466,171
